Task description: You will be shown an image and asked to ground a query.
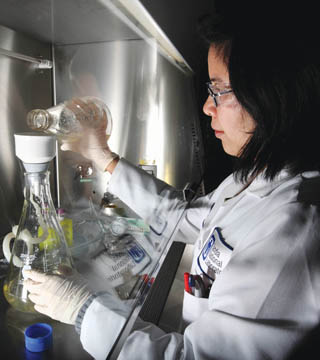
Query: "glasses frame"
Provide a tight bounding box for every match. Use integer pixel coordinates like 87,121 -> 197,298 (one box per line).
206,81 -> 233,107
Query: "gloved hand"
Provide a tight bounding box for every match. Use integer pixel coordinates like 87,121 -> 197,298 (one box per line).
24,270 -> 93,325
61,97 -> 119,172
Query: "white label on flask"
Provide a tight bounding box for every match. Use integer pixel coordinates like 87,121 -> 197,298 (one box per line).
22,264 -> 32,279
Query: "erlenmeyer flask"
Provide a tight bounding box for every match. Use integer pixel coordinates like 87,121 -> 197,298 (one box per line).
3,133 -> 75,313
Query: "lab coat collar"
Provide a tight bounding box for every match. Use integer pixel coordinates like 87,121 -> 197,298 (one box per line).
243,169 -> 316,198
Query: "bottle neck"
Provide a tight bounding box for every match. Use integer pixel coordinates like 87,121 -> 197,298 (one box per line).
26,109 -> 51,131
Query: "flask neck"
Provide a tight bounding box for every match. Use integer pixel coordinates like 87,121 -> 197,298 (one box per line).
22,170 -> 58,243
24,171 -> 53,206
22,162 -> 50,173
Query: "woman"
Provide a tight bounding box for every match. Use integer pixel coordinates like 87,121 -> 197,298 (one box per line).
25,2 -> 320,359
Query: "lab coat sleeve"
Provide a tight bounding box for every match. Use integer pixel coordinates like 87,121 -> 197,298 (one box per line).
79,292 -> 306,360
118,317 -> 184,360
108,158 -> 216,244
79,292 -> 133,360
115,310 -> 305,360
79,293 -> 185,360
108,158 -> 186,222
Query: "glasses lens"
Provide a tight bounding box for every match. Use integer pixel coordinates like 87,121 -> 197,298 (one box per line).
206,82 -> 234,107
206,83 -> 217,107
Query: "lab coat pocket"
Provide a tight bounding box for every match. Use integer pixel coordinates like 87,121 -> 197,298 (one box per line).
181,290 -> 208,330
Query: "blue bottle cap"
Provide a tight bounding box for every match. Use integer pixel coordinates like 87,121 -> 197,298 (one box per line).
24,323 -> 53,352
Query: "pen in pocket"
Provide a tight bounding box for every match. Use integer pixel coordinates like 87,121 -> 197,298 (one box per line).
188,274 -> 195,295
184,272 -> 192,294
194,275 -> 205,297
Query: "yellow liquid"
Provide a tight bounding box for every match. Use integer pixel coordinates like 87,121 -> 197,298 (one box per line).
3,281 -> 36,313
3,263 -> 74,313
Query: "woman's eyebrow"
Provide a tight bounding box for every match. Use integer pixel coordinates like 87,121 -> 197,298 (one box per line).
209,77 -> 225,83
209,78 -> 231,88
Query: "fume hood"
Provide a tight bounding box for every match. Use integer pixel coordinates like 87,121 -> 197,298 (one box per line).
0,1 -> 204,358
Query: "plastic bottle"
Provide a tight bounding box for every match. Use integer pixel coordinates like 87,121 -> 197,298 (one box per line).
26,96 -> 112,141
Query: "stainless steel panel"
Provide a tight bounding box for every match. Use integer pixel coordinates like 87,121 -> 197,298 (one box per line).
0,0 -> 190,73
54,39 -> 202,208
0,0 -> 140,45
0,25 -> 52,239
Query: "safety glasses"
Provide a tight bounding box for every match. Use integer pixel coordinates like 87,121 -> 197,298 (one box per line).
206,81 -> 234,107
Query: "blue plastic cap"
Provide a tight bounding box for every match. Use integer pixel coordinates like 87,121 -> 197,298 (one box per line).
24,323 -> 53,352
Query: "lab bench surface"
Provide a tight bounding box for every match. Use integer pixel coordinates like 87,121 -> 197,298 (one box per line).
0,278 -> 93,360
0,238 -> 187,360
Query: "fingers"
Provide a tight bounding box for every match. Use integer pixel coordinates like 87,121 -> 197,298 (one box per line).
57,264 -> 74,276
60,142 -> 72,151
67,98 -> 88,114
60,137 -> 83,153
103,108 -> 112,137
70,97 -> 88,109
68,98 -> 101,127
34,304 -> 50,316
24,272 -> 64,294
28,293 -> 47,306
24,270 -> 47,283
24,278 -> 44,294
33,304 -> 68,324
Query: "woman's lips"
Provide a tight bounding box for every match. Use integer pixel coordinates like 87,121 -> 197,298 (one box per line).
214,130 -> 224,138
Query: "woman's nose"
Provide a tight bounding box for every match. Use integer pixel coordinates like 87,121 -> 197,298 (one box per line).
203,96 -> 216,117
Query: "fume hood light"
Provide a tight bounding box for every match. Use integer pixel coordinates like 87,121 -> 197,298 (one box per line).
109,0 -> 192,74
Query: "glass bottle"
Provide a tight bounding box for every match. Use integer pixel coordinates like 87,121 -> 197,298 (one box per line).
3,170 -> 74,313
26,96 -> 112,141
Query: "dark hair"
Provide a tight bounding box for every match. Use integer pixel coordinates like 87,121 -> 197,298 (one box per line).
199,1 -> 320,182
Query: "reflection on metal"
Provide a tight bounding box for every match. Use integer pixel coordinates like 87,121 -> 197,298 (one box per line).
0,25 -> 52,237
75,164 -> 94,182
55,39 -> 202,209
0,47 -> 52,68
0,0 -> 191,74
107,0 -> 193,73
139,164 -> 157,177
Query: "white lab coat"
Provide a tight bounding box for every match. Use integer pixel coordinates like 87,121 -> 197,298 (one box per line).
79,158 -> 320,359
